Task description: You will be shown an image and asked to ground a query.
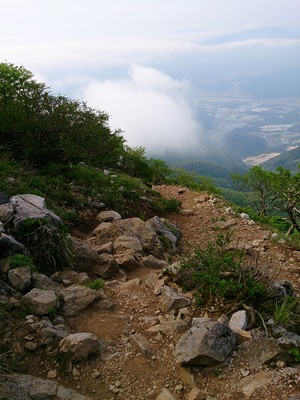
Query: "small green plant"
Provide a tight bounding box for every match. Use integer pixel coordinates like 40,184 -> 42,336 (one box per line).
274,296 -> 298,329
47,307 -> 59,319
164,198 -> 181,213
82,278 -> 105,291
289,347 -> 300,362
9,254 -> 36,270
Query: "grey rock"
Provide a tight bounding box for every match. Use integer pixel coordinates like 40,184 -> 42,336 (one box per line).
0,203 -> 14,222
114,235 -> 142,253
159,286 -> 191,312
59,332 -> 99,361
175,320 -> 236,366
97,210 -> 121,223
71,237 -> 100,274
130,333 -> 153,358
143,255 -> 169,269
0,233 -> 25,257
146,216 -> 179,251
10,194 -> 61,227
229,310 -> 248,331
95,241 -> 114,254
94,253 -> 119,279
0,373 -> 91,399
8,267 -> 31,293
23,288 -> 59,315
31,272 -> 60,291
156,388 -> 177,400
115,251 -> 143,270
145,272 -> 165,295
59,284 -> 100,316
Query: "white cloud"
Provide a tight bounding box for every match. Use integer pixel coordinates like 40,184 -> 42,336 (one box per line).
82,64 -> 203,155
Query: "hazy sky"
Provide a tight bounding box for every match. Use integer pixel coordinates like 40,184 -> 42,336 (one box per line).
1,0 -> 300,154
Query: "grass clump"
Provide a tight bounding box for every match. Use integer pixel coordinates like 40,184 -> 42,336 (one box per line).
9,254 -> 35,271
14,219 -> 74,275
175,233 -> 277,313
274,296 -> 299,330
82,278 -> 105,291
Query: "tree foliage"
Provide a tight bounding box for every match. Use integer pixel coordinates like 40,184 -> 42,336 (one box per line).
0,62 -> 124,167
232,165 -> 300,234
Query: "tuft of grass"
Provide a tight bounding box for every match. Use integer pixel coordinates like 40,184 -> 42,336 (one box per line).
274,296 -> 299,330
289,347 -> 300,362
14,218 -> 74,275
82,278 -> 105,291
9,254 -> 36,271
175,233 -> 278,313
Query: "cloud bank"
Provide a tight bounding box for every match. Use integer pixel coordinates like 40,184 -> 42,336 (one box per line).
83,64 -> 203,156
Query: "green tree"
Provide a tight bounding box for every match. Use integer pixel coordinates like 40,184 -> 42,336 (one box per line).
231,166 -> 277,216
0,62 -> 124,167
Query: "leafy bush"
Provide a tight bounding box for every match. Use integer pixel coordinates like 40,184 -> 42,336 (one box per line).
14,219 -> 74,275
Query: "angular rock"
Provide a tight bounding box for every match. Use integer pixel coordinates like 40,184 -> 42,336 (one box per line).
119,278 -> 141,293
0,203 -> 14,222
115,251 -> 143,270
146,216 -> 179,251
10,194 -> 61,227
0,233 -> 25,257
59,284 -> 100,316
175,319 -> 236,366
94,241 -> 114,254
159,286 -> 191,312
237,370 -> 275,398
8,267 -> 31,293
156,388 -> 176,400
94,253 -> 119,279
145,272 -> 165,295
130,333 -> 153,358
97,210 -> 121,223
23,288 -> 59,315
229,310 -> 248,331
71,237 -> 101,273
59,332 -> 99,361
31,272 -> 60,291
0,373 -> 91,400
143,255 -> 169,269
114,235 -> 142,253
92,222 -> 121,245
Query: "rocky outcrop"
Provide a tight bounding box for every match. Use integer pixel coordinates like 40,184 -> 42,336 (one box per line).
8,267 -> 31,293
10,194 -> 61,227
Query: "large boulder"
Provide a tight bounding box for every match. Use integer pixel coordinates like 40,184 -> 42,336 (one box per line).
59,284 -> 100,316
9,194 -> 61,227
175,319 -> 236,366
8,267 -> 31,293
23,288 -> 59,316
93,253 -> 119,279
59,332 -> 99,361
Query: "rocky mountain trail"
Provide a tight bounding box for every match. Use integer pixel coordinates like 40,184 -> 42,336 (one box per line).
0,186 -> 300,399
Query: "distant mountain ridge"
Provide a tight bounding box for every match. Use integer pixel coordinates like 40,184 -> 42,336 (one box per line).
261,146 -> 300,172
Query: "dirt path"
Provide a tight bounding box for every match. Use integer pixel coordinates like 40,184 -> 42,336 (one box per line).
58,185 -> 300,400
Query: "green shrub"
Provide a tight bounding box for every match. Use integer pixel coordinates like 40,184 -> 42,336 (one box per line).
164,198 -> 181,213
14,219 -> 74,275
289,347 -> 300,362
